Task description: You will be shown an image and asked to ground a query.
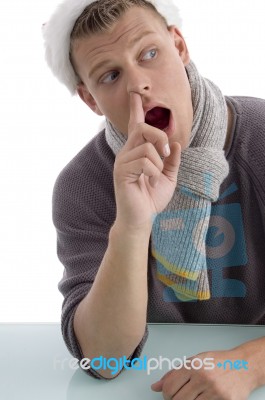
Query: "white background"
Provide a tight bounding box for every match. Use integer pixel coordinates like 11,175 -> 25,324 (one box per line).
1,0 -> 264,322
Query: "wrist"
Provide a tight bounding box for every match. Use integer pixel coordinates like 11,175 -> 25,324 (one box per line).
232,338 -> 265,391
107,218 -> 151,275
112,217 -> 152,239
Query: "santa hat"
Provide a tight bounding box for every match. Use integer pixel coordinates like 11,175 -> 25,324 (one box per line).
42,0 -> 182,95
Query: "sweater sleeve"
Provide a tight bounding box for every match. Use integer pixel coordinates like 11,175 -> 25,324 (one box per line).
52,133 -> 148,379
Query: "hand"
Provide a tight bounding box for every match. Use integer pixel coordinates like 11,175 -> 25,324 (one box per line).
151,348 -> 257,400
113,93 -> 181,230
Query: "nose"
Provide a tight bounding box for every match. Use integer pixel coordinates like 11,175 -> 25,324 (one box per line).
126,66 -> 151,95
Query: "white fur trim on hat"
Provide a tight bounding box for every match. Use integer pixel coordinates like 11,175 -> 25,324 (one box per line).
42,0 -> 182,95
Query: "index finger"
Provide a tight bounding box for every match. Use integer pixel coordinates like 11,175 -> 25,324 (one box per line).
128,92 -> 145,131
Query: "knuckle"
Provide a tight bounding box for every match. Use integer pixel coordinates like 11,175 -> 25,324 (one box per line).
154,128 -> 167,144
162,381 -> 173,398
208,378 -> 223,393
142,142 -> 154,155
141,143 -> 163,170
141,157 -> 150,169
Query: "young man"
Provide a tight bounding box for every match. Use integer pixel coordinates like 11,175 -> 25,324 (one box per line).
43,0 -> 265,397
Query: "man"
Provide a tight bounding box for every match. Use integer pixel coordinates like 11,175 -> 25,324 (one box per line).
43,0 -> 265,398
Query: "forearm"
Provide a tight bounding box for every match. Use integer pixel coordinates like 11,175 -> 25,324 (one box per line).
73,219 -> 151,377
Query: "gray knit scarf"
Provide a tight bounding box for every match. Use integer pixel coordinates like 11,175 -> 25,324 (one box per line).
105,60 -> 229,301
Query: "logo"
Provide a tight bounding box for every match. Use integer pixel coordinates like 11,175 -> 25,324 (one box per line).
53,355 -> 248,375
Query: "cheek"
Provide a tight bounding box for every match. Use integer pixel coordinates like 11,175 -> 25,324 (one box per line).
98,90 -> 128,122
88,91 -> 112,117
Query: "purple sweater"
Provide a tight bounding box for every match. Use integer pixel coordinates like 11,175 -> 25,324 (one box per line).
52,96 -> 265,378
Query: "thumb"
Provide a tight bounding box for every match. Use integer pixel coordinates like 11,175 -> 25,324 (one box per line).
162,142 -> 182,181
151,379 -> 164,392
151,369 -> 174,392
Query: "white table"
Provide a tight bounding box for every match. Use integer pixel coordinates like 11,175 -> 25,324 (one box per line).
0,323 -> 265,399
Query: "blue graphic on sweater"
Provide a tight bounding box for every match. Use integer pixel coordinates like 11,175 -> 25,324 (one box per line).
154,183 -> 248,302
152,206 -> 211,276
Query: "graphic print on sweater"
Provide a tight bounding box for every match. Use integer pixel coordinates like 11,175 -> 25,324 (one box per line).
153,183 -> 248,302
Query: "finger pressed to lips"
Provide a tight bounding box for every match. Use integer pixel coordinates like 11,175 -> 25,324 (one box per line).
128,92 -> 145,129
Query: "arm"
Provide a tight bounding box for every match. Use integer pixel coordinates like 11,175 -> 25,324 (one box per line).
73,93 -> 181,379
73,220 -> 151,379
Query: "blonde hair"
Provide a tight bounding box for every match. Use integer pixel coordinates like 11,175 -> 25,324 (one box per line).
70,0 -> 167,39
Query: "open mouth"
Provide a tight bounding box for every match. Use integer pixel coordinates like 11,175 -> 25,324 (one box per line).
145,107 -> 170,131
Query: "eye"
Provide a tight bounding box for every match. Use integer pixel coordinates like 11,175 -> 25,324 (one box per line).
142,49 -> 157,61
101,71 -> 119,84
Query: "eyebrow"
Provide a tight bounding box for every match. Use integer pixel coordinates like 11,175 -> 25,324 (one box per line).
88,30 -> 156,79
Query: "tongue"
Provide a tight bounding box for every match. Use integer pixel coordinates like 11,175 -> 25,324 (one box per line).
145,107 -> 170,130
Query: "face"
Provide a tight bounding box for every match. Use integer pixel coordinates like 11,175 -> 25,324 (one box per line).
72,6 -> 193,148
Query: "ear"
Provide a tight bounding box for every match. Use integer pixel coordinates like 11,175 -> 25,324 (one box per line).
167,26 -> 190,66
77,83 -> 103,116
